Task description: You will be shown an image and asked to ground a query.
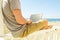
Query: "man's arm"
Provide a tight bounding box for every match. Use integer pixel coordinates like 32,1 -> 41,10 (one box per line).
12,9 -> 28,24
9,0 -> 32,25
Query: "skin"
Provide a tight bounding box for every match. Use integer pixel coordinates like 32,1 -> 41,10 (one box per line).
12,9 -> 32,25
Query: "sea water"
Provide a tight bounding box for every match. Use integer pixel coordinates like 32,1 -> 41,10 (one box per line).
47,18 -> 60,22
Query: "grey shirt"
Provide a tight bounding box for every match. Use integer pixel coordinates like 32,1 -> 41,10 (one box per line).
2,0 -> 26,37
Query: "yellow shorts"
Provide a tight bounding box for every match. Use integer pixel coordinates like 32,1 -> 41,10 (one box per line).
19,20 -> 48,37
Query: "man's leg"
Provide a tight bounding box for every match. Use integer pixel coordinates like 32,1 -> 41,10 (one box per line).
19,20 -> 52,37
27,20 -> 48,33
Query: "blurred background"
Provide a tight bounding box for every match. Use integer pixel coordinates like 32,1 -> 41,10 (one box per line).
0,0 -> 60,40
20,0 -> 60,19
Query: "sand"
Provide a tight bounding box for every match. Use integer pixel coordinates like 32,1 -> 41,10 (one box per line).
48,21 -> 60,26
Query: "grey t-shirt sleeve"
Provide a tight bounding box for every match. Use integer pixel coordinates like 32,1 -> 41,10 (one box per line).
9,0 -> 21,10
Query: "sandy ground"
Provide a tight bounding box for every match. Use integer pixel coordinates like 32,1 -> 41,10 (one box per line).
48,22 -> 60,26
0,37 -> 4,40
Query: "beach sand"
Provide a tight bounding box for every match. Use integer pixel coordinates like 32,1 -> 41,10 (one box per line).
48,21 -> 60,26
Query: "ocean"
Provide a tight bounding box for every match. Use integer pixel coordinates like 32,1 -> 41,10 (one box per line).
27,18 -> 60,22
47,18 -> 60,22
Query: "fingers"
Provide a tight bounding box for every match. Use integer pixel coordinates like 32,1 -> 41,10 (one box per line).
27,20 -> 32,24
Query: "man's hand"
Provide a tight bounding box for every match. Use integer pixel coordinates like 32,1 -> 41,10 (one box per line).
27,20 -> 32,24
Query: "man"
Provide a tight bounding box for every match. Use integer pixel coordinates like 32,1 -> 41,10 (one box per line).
2,0 -> 52,38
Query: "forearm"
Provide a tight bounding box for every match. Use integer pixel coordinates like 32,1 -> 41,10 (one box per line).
12,9 -> 27,24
